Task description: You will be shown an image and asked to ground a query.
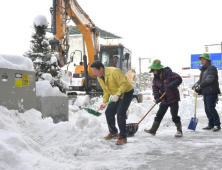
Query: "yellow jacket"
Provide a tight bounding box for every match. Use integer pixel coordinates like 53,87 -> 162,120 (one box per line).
97,67 -> 133,103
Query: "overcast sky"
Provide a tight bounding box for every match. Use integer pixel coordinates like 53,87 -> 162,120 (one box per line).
1,0 -> 222,74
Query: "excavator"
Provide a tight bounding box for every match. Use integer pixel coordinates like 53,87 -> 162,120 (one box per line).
49,0 -> 143,102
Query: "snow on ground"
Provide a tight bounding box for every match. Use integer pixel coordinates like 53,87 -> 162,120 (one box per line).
1,95 -> 222,170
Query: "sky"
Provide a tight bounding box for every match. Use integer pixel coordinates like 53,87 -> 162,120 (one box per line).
1,0 -> 222,74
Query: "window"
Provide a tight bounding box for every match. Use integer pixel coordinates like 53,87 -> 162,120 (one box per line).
101,47 -> 121,68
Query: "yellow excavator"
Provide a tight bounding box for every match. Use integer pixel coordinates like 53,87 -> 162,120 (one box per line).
49,0 -> 142,102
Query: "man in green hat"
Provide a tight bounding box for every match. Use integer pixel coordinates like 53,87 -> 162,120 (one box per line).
144,59 -> 183,137
193,53 -> 221,131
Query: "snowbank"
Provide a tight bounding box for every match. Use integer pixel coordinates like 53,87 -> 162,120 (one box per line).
0,54 -> 34,71
36,80 -> 66,97
1,82 -> 222,170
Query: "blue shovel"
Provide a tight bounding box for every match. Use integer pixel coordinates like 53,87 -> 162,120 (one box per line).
188,88 -> 198,130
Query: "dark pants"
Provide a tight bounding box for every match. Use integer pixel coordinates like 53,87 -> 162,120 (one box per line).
203,94 -> 220,127
154,102 -> 180,123
105,89 -> 134,138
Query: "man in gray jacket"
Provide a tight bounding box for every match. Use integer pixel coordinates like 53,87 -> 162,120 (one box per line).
193,53 -> 221,131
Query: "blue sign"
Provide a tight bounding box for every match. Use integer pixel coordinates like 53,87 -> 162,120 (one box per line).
191,53 -> 221,70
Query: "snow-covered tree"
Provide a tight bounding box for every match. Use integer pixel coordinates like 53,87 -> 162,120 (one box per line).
24,15 -> 67,94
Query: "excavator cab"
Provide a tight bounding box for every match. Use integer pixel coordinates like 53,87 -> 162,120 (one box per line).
99,44 -> 132,75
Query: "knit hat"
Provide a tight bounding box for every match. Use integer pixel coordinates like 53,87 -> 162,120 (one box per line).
198,53 -> 211,60
148,59 -> 164,73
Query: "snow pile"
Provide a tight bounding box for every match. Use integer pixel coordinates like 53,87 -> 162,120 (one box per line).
36,72 -> 68,97
36,73 -> 67,97
36,80 -> 66,97
74,95 -> 91,107
0,95 -> 222,169
0,105 -> 111,170
0,54 -> 34,71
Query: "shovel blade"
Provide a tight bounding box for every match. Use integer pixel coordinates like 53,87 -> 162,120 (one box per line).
188,117 -> 198,131
83,108 -> 102,117
126,123 -> 139,137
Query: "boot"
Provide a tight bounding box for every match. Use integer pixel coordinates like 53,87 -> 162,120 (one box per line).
175,122 -> 183,137
202,126 -> 213,130
212,126 -> 221,132
115,137 -> 127,145
104,134 -> 119,140
144,121 -> 160,136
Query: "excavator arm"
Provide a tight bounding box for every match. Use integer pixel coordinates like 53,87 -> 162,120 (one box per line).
50,0 -> 98,77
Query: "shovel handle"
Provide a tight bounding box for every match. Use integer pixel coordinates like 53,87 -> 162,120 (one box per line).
194,88 -> 197,115
96,102 -> 109,112
135,92 -> 166,128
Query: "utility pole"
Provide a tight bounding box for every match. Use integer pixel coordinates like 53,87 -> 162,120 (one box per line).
139,57 -> 151,91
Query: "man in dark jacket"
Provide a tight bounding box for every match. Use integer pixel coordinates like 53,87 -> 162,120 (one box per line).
144,59 -> 183,137
193,53 -> 221,131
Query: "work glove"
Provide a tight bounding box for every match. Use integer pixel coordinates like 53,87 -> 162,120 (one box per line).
155,99 -> 161,104
109,95 -> 119,102
165,88 -> 171,93
193,84 -> 202,94
192,83 -> 199,90
195,85 -> 202,94
100,103 -> 106,110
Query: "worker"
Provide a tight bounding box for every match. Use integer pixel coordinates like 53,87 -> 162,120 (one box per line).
192,53 -> 221,131
90,61 -> 134,145
144,59 -> 183,137
109,56 -> 118,67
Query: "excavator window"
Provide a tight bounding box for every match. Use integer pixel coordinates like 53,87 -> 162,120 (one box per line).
100,47 -> 121,69
122,50 -> 131,74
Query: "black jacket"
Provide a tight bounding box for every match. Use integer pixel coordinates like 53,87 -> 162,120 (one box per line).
197,61 -> 220,95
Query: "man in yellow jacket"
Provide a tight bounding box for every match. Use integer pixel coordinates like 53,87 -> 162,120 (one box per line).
90,61 -> 134,145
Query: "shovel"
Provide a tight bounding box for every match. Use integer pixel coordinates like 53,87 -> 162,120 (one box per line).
83,101 -> 139,136
133,92 -> 166,130
188,89 -> 198,130
83,95 -> 119,116
83,102 -> 109,117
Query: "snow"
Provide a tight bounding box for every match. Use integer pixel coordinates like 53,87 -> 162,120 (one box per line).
0,54 -> 34,71
34,15 -> 48,27
50,56 -> 57,64
0,94 -> 222,169
36,80 -> 66,97
41,73 -> 52,81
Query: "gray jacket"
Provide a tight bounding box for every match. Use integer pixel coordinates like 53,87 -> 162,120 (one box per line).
197,61 -> 220,95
